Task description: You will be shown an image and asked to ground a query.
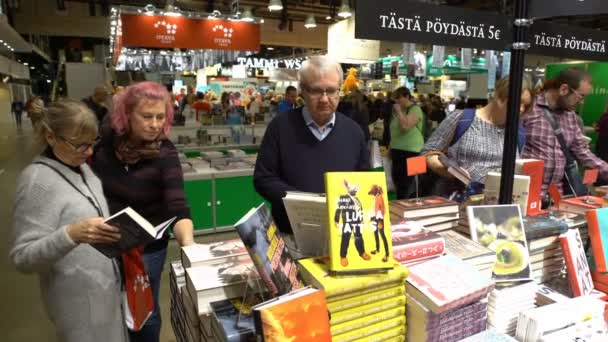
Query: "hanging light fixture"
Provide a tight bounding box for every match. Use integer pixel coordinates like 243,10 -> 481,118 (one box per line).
304,14 -> 317,29
241,7 -> 254,22
268,0 -> 283,12
337,0 -> 352,18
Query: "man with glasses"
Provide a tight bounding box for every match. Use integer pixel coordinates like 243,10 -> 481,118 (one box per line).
522,67 -> 608,198
254,56 -> 370,235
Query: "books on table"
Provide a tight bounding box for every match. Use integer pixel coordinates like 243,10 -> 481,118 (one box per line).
391,222 -> 445,264
438,230 -> 495,269
282,191 -> 329,258
468,204 -> 532,282
560,196 -> 604,215
93,206 -> 176,258
181,238 -> 247,268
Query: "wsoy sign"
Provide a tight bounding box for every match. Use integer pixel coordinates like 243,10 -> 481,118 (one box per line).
355,0 -> 511,51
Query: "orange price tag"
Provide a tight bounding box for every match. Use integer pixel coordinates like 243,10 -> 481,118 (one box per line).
583,169 -> 599,185
548,183 -> 562,207
407,156 -> 427,176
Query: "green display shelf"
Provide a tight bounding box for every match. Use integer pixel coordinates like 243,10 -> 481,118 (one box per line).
214,175 -> 258,227
183,179 -> 214,230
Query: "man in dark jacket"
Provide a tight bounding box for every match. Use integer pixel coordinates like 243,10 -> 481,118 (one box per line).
82,85 -> 109,125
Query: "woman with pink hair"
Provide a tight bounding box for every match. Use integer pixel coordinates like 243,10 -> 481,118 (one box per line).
91,81 -> 195,342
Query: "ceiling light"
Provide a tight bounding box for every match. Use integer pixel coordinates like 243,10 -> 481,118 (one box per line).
304,14 -> 317,29
268,0 -> 283,12
267,47 -> 274,50
23,62 -> 28,66
30,66 -> 35,70
164,4 -> 182,16
110,20 -> 117,26
260,19 -> 265,23
144,4 -> 155,15
241,7 -> 254,22
337,1 -> 352,18
325,15 -> 331,20
47,80 -> 52,83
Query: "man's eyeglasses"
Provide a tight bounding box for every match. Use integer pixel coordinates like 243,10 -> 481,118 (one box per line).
302,86 -> 340,99
569,86 -> 586,102
59,136 -> 101,153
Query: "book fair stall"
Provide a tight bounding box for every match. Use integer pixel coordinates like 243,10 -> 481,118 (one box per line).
157,1 -> 608,341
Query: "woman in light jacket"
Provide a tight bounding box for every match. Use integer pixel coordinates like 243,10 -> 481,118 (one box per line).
10,99 -> 128,342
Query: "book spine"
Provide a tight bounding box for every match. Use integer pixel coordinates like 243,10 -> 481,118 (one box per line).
330,306 -> 405,336
328,286 -> 405,313
330,295 -> 406,326
587,210 -> 608,272
332,316 -> 406,342
393,238 -> 445,263
322,273 -> 407,299
327,280 -> 405,303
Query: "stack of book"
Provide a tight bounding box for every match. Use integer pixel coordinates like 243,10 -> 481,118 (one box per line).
406,255 -> 495,341
169,260 -> 188,342
389,196 -> 459,232
391,222 -> 445,264
559,195 -> 604,215
298,258 -> 408,341
486,281 -> 537,336
438,230 -> 495,278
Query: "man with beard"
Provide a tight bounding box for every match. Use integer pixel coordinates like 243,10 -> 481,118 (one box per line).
522,67 -> 608,197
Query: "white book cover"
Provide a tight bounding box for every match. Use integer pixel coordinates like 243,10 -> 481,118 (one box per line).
282,192 -> 329,258
484,172 -> 531,216
180,238 -> 247,268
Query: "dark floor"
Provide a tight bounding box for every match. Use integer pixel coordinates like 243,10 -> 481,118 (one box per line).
0,113 -> 237,341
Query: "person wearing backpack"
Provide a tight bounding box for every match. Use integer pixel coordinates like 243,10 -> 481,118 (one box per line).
421,76 -> 534,197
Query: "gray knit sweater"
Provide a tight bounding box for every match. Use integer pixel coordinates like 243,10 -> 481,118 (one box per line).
10,156 -> 128,342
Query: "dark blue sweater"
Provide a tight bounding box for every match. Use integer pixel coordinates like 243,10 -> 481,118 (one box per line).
253,107 -> 370,233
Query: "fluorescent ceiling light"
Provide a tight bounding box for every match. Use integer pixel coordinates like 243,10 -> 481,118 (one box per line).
337,1 -> 352,18
241,7 -> 254,22
304,14 -> 317,29
268,0 -> 283,12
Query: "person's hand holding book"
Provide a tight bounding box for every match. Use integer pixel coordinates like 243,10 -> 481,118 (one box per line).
67,218 -> 121,244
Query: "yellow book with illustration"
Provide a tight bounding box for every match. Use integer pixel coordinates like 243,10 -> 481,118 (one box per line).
325,172 -> 394,273
298,258 -> 408,299
332,316 -> 406,342
327,286 -> 405,313
330,295 -> 406,326
331,306 -> 406,335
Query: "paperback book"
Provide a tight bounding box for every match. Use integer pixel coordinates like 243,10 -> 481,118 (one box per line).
282,191 -> 328,258
522,215 -> 568,240
325,171 -> 394,273
484,172 -> 531,216
560,228 -> 594,297
468,204 -> 532,282
181,238 -> 247,268
234,203 -> 304,296
391,222 -> 445,263
438,230 -> 495,267
515,159 -> 545,216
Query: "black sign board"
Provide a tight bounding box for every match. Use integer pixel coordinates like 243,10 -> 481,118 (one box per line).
355,0 -> 511,51
530,0 -> 608,19
529,21 -> 608,61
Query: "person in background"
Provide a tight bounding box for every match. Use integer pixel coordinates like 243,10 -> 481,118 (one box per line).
220,92 -> 231,115
11,97 -> 25,129
192,92 -> 212,122
595,100 -> 608,163
522,67 -> 608,195
422,76 -> 534,196
277,85 -> 298,114
339,89 -> 371,142
254,56 -> 369,236
389,87 -> 425,199
175,88 -> 186,103
10,99 -> 127,342
91,82 -> 195,342
83,85 -> 110,125
26,96 -> 45,128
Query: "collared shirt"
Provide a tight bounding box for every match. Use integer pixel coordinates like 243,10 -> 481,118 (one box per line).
521,92 -> 608,194
302,106 -> 336,141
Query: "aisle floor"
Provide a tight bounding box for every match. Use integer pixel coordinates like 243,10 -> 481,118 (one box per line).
0,112 -> 237,341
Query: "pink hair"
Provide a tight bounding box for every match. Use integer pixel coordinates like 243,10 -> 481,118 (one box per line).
111,81 -> 174,137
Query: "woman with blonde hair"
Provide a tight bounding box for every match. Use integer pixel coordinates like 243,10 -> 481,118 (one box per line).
421,76 -> 534,196
10,99 -> 127,341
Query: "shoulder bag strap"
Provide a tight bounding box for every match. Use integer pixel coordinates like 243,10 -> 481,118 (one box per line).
33,161 -> 103,216
540,109 -> 577,166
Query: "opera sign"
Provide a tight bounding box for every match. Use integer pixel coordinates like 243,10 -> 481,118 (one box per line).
236,57 -> 305,70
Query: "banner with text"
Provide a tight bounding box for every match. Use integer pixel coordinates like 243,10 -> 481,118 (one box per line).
120,14 -> 261,51
355,0 -> 510,51
530,0 -> 608,19
529,21 -> 608,61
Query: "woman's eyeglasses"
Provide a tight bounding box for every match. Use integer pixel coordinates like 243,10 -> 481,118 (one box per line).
59,136 -> 101,153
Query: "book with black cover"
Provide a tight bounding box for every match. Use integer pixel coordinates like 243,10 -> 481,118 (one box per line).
93,207 -> 176,258
522,215 -> 568,240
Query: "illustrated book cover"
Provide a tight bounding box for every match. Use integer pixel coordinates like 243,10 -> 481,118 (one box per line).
325,171 -> 394,273
560,228 -> 594,297
468,204 -> 532,282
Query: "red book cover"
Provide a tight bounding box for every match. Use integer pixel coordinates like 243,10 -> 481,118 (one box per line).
586,208 -> 608,273
560,196 -> 604,215
516,159 -> 544,216
560,229 -> 594,296
391,223 -> 445,263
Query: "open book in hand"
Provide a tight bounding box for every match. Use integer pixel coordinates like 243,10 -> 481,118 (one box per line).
439,154 -> 471,185
92,207 -> 176,258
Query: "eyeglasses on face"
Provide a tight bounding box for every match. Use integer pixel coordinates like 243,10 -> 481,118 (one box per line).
568,86 -> 585,102
58,136 -> 101,153
302,86 -> 340,99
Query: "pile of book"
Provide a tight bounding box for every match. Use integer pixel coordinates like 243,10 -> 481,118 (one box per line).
169,260 -> 188,342
406,254 -> 495,341
389,196 -> 459,232
486,281 -> 537,336
298,258 -> 408,341
438,230 -> 495,278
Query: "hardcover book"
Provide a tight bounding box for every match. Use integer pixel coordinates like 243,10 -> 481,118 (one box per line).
438,230 -> 495,267
252,286 -> 331,342
543,209 -> 587,229
181,238 -> 247,268
406,254 -> 494,314
560,228 -> 594,297
297,258 -> 408,300
586,208 -> 608,273
468,204 -> 532,282
522,215 -> 568,240
515,159 -> 545,216
234,203 -> 304,296
390,196 -> 459,219
484,172 -> 531,216
560,196 -> 604,215
282,191 -> 328,258
391,222 -> 445,263
325,171 -> 394,273
93,207 -> 176,258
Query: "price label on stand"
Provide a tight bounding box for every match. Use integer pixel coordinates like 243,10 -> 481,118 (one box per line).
583,169 -> 599,185
407,156 -> 427,176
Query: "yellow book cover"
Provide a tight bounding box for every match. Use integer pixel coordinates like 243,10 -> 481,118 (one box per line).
325,171 -> 394,273
330,295 -> 406,326
331,306 -> 406,335
327,286 -> 405,313
332,317 -> 406,342
298,258 -> 408,299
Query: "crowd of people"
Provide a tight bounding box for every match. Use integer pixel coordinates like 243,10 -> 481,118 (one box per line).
9,55 -> 608,342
